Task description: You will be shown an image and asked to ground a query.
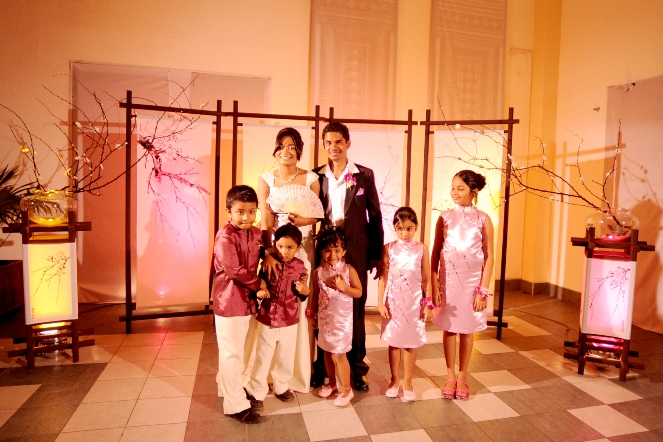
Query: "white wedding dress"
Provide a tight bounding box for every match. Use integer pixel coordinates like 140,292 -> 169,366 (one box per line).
259,170 -> 318,393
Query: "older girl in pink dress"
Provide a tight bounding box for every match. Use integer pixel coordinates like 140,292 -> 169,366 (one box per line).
310,227 -> 363,407
377,207 -> 431,402
431,170 -> 494,400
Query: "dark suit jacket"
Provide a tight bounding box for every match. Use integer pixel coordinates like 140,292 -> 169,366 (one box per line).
313,163 -> 384,277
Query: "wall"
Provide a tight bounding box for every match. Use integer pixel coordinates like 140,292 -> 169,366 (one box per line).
520,0 -> 561,291
1,0 -> 537,282
501,0 -> 535,283
8,0 -> 653,307
0,0 -> 312,260
394,0 -> 431,242
551,0 -> 663,296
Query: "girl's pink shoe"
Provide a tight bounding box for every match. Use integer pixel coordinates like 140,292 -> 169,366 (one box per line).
402,389 -> 416,402
442,380 -> 457,399
318,384 -> 337,398
385,386 -> 400,398
455,380 -> 469,400
334,390 -> 354,407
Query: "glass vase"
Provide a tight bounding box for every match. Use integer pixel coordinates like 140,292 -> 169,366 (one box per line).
20,190 -> 77,226
585,208 -> 638,241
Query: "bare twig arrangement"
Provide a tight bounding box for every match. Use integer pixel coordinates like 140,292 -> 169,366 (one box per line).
0,76 -> 210,242
432,96 -> 627,214
433,122 -> 624,212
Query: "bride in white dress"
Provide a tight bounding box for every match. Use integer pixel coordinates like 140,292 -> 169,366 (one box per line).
257,127 -> 320,393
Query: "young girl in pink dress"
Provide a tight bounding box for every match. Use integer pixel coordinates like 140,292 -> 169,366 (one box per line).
431,170 -> 494,400
377,207 -> 431,402
310,227 -> 363,407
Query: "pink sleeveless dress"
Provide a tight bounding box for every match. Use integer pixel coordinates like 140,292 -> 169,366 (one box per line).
317,261 -> 353,354
380,239 -> 427,348
432,205 -> 488,334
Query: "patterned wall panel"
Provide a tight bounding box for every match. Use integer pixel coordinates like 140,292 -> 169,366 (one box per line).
428,0 -> 507,121
310,0 -> 398,119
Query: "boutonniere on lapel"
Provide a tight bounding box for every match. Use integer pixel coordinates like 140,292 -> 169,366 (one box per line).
344,173 -> 357,190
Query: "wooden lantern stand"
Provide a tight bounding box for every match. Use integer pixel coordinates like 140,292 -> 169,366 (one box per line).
3,211 -> 95,369
564,227 -> 654,381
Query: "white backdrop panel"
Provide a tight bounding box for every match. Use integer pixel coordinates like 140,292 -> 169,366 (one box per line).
348,129 -> 405,307
135,117 -> 212,308
430,130 -> 504,300
607,75 -> 663,334
72,63 -> 270,303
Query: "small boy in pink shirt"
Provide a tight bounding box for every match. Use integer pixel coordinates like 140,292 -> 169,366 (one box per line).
213,185 -> 266,424
245,223 -> 309,409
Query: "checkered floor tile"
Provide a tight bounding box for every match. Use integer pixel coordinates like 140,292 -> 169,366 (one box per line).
1,292 -> 662,441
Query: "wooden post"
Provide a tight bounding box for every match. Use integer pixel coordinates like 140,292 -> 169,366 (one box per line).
496,107 -> 515,339
405,109 -> 413,207
232,100 -> 239,187
124,90 -> 133,334
420,109 -> 431,243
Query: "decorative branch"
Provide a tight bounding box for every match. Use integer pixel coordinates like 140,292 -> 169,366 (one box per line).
0,75 -> 210,244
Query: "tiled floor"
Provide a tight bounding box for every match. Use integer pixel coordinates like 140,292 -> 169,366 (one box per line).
1,292 -> 663,441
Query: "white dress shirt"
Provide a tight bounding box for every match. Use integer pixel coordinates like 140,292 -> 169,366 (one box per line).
320,161 -> 360,228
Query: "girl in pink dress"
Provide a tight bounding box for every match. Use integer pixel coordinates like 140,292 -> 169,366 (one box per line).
431,170 -> 495,400
377,207 -> 432,402
310,227 -> 363,407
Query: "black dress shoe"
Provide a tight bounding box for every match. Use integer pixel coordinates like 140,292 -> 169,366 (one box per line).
352,375 -> 369,391
231,408 -> 260,424
310,372 -> 326,389
244,388 -> 263,410
275,389 -> 295,402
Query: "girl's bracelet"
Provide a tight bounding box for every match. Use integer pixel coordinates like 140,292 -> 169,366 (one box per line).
305,307 -> 318,319
421,297 -> 436,310
476,286 -> 490,300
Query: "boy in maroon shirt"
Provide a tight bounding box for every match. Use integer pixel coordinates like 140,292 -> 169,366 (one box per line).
245,223 -> 309,409
213,185 -> 266,424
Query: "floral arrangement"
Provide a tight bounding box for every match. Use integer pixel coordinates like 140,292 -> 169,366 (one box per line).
344,172 -> 356,190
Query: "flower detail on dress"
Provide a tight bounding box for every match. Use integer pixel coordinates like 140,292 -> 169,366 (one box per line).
344,173 -> 357,190
318,262 -> 350,336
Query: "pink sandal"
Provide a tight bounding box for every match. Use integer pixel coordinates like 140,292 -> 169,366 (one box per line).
455,380 -> 469,400
442,380 -> 457,399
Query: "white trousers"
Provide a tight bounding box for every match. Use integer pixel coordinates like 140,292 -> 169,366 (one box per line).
246,322 -> 298,400
215,314 -> 253,415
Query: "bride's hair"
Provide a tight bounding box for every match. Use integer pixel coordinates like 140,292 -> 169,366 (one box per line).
274,127 -> 304,160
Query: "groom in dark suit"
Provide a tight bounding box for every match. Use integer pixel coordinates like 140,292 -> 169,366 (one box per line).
312,122 -> 384,391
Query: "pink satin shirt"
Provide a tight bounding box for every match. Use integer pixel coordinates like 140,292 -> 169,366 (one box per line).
212,222 -> 263,317
256,257 -> 308,327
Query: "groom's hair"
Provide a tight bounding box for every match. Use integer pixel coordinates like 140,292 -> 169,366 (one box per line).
274,127 -> 304,160
322,122 -> 350,142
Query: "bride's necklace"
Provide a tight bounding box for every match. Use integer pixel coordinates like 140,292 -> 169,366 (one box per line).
278,168 -> 298,184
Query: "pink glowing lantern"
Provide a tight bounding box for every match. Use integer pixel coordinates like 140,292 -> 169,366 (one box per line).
568,216 -> 654,381
580,209 -> 641,338
580,258 -> 636,339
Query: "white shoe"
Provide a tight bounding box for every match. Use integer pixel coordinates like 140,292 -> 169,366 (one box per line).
334,390 -> 354,407
385,386 -> 399,398
318,384 -> 337,398
402,389 -> 416,402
